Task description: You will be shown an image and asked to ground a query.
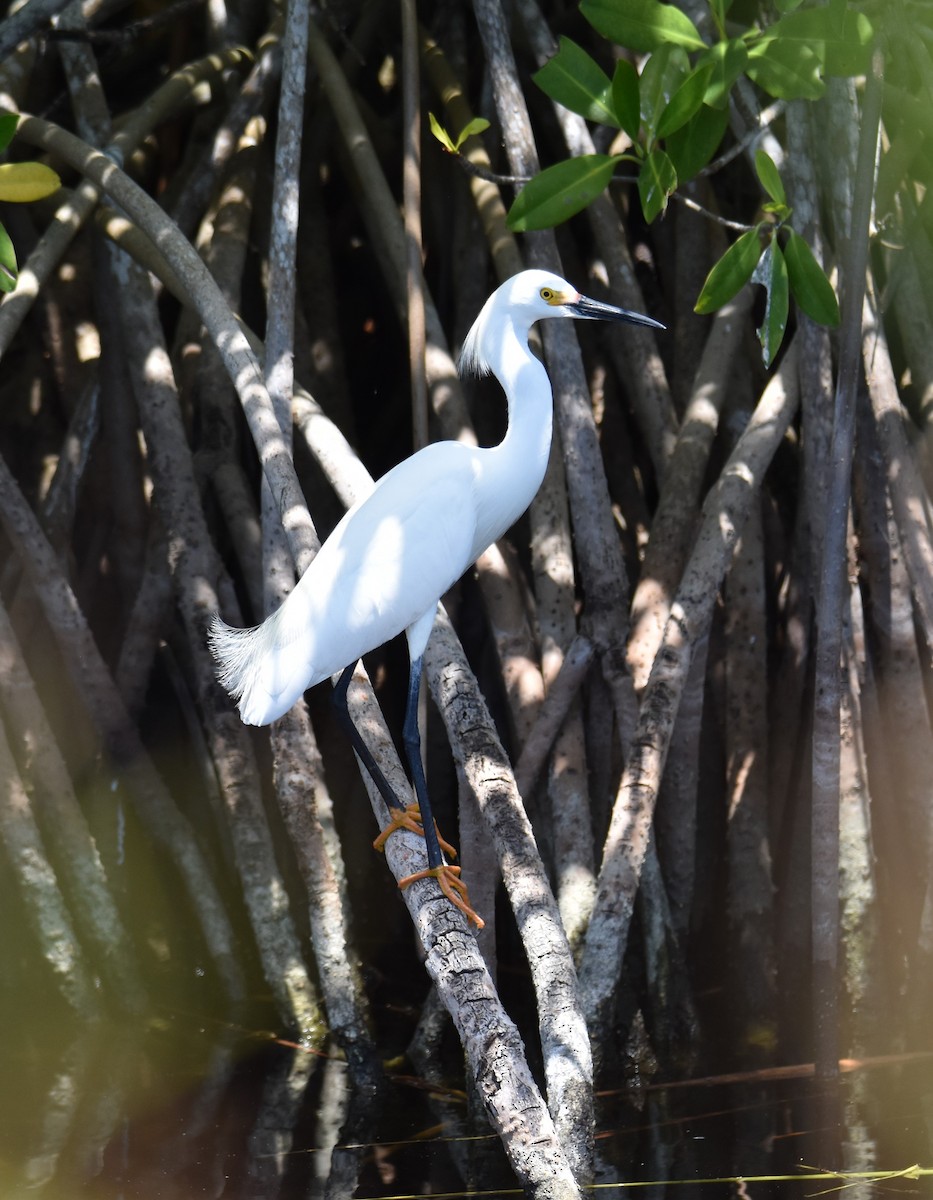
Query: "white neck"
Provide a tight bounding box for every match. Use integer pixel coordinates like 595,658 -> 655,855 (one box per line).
469,321 -> 554,556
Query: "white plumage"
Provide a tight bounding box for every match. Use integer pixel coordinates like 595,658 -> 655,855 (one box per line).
210,269 -> 664,727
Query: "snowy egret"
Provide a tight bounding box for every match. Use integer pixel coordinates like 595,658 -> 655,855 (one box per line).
210,269 -> 664,927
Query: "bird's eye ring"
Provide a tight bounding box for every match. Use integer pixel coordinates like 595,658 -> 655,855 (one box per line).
540,287 -> 554,301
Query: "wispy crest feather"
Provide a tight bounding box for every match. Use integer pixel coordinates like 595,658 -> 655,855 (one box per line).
458,290 -> 495,377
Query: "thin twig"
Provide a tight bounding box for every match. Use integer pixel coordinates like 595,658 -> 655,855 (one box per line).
450,153 -> 757,231
697,99 -> 785,177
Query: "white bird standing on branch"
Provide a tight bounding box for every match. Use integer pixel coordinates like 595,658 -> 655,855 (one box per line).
210,269 -> 664,927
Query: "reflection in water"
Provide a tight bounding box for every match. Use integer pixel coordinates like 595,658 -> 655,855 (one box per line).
594,1058 -> 933,1198
2,1002 -> 931,1198
1,736 -> 931,1197
0,1013 -> 373,1199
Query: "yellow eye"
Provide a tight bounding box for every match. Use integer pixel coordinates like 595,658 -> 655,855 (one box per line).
540,287 -> 554,301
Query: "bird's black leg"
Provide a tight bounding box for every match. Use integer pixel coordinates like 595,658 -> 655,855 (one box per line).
331,662 -> 458,861
399,656 -> 483,928
331,662 -> 400,814
401,656 -> 443,871
332,660 -> 483,928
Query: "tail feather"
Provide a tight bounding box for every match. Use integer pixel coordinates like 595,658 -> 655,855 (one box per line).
208,610 -> 309,726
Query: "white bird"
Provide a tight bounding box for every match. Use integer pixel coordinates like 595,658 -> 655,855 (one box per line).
210,269 -> 664,926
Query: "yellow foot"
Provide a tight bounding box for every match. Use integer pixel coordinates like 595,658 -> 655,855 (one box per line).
399,863 -> 485,930
372,802 -> 457,861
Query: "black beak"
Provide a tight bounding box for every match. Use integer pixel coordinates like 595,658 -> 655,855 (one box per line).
569,293 -> 666,330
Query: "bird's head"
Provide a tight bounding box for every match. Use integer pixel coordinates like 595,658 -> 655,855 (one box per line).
459,269 -> 664,377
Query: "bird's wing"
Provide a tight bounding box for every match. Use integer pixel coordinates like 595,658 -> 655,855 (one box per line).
312,444 -> 479,662
210,444 -> 480,725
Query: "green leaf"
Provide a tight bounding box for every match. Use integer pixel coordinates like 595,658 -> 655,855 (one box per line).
753,239 -> 789,367
0,113 -> 18,154
533,37 -> 620,127
746,36 -> 825,101
428,112 -> 458,154
755,149 -> 786,207
695,226 -> 764,313
430,114 -> 490,154
640,43 -> 689,144
767,5 -> 874,76
698,38 -> 749,108
637,147 -> 677,222
454,117 -> 490,150
665,102 -> 729,184
611,58 -> 641,140
0,221 -> 16,292
657,61 -> 714,138
784,228 -> 840,326
581,0 -> 706,53
507,154 -> 622,231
